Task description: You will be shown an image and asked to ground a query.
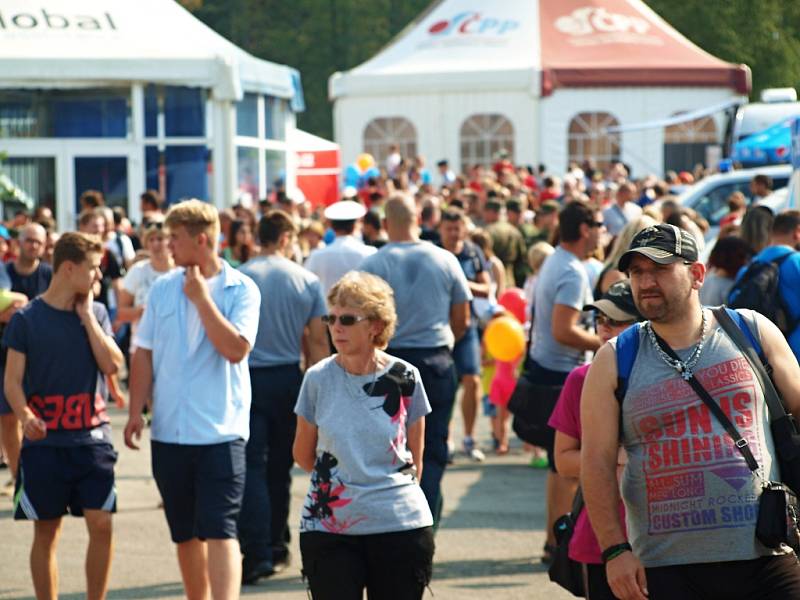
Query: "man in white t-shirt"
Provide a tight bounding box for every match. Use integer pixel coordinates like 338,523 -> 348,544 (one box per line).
304,201 -> 376,294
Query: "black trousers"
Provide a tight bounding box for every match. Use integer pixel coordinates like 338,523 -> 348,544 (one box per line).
646,554 -> 800,600
583,563 -> 618,599
238,364 -> 302,566
300,527 -> 434,600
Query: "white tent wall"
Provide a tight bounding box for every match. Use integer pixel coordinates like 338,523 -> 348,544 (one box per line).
539,86 -> 736,177
334,90 -> 538,171
0,0 -> 302,229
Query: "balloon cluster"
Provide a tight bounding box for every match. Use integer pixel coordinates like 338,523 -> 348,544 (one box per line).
483,288 -> 527,362
343,153 -> 380,189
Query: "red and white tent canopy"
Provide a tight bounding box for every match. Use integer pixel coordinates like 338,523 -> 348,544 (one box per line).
290,129 -> 340,207
330,0 -> 750,100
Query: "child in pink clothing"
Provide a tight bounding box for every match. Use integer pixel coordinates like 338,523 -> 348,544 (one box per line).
488,356 -> 520,454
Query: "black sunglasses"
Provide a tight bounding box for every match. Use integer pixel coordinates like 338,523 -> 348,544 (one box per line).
321,314 -> 368,327
588,220 -> 605,228
595,314 -> 635,328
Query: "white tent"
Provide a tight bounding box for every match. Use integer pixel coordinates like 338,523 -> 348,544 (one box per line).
0,0 -> 303,228
330,0 -> 750,178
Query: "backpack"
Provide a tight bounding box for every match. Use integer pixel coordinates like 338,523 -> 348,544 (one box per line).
615,307 -> 765,403
727,251 -> 797,335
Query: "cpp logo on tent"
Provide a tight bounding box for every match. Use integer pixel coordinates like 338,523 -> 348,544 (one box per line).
428,12 -> 519,36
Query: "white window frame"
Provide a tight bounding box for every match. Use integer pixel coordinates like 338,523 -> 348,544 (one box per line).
234,94 -> 289,200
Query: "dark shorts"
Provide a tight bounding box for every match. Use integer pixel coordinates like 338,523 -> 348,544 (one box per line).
645,554 -> 800,600
300,527 -> 435,600
151,439 -> 246,544
452,326 -> 481,378
14,443 -> 117,520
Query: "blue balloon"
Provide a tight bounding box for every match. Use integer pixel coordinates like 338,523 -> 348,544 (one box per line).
357,166 -> 381,189
343,164 -> 361,187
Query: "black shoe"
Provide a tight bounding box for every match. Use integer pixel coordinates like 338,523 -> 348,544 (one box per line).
241,558 -> 275,585
272,550 -> 292,574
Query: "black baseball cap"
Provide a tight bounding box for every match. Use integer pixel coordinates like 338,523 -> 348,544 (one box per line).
506,199 -> 522,212
584,280 -> 642,322
618,224 -> 699,272
485,199 -> 504,212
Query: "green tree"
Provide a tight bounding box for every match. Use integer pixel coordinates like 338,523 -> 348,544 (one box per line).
182,0 -> 800,138
645,0 -> 800,100
187,0 -> 429,139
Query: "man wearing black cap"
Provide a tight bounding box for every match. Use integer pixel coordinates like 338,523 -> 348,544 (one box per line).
582,224 -> 800,600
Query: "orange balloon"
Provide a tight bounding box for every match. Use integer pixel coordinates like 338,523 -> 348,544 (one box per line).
356,153 -> 375,172
484,316 -> 526,362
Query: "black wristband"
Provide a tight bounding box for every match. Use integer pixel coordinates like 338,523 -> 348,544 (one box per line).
601,542 -> 632,563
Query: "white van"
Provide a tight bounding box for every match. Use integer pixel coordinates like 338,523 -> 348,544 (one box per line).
725,88 -> 800,154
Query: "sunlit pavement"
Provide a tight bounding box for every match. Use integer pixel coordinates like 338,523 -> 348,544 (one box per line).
0,405 -> 573,599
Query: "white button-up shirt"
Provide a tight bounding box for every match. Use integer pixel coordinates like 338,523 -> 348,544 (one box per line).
304,235 -> 376,294
134,261 -> 260,445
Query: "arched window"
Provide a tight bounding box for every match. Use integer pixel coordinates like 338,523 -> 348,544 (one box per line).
568,112 -> 620,171
459,114 -> 515,170
664,115 -> 718,173
363,117 -> 417,165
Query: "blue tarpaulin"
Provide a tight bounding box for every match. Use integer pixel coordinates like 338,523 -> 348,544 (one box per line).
733,115 -> 800,166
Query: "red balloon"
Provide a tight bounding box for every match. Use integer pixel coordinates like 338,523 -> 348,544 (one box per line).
498,288 -> 527,323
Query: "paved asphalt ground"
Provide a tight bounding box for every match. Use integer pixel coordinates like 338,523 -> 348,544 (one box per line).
0,405 -> 574,600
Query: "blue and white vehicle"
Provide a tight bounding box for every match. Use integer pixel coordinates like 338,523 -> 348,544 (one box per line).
678,164 -> 793,255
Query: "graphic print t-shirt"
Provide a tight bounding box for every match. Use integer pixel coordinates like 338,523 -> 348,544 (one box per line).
294,356 -> 434,535
3,298 -> 112,448
615,310 -> 787,568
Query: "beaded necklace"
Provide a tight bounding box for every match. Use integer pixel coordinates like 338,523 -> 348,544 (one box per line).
645,309 -> 709,381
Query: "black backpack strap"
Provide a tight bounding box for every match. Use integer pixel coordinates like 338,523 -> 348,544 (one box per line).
649,323 -> 760,473
571,486 -> 584,517
713,307 -> 789,426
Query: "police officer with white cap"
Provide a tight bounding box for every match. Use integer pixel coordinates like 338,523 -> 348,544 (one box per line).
304,200 -> 376,295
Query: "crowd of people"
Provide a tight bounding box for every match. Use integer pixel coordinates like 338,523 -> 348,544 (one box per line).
2,148 -> 800,600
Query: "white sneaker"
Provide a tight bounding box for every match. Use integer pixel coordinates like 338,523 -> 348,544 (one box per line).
463,438 -> 485,462
0,478 -> 14,498
468,447 -> 486,462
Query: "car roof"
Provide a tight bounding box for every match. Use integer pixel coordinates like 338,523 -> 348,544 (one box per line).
677,165 -> 793,202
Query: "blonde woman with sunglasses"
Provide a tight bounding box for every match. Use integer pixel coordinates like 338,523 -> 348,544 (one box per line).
293,271 -> 435,600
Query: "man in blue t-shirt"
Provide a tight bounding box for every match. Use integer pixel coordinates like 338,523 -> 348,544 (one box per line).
731,209 -> 800,360
439,207 -> 491,461
237,210 -> 329,584
4,232 -> 124,600
361,194 -> 472,524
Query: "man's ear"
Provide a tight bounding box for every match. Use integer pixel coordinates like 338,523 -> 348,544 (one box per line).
689,261 -> 706,290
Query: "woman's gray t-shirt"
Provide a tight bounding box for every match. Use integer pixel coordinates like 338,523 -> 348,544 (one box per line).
295,355 -> 434,535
